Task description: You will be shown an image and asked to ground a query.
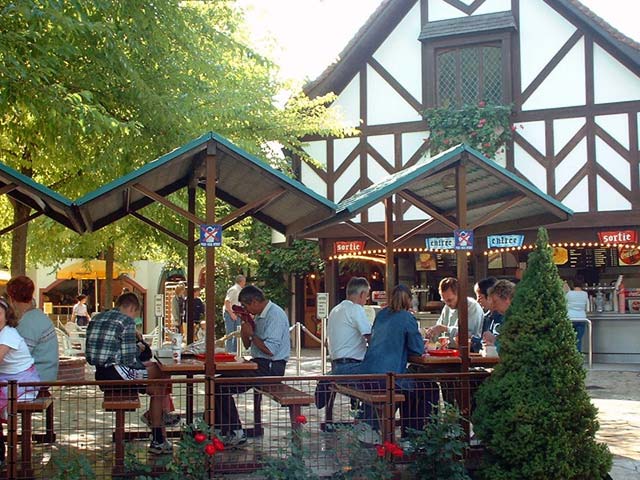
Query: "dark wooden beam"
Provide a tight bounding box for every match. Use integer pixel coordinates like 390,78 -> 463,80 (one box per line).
469,194 -> 525,230
393,218 -> 436,247
398,189 -> 459,230
455,162 -> 469,372
216,189 -> 286,226
0,211 -> 42,236
344,220 -> 386,247
129,211 -> 188,245
0,184 -> 17,196
384,197 -> 394,300
132,183 -> 205,226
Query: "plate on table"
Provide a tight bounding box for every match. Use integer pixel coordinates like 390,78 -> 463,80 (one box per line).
427,349 -> 459,357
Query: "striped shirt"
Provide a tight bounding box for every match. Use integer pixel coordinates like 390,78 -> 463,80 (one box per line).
85,309 -> 142,369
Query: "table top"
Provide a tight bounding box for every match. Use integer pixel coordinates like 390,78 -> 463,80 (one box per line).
408,353 -> 500,367
154,355 -> 258,374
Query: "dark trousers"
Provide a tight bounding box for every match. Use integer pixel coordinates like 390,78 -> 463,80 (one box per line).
214,358 -> 286,433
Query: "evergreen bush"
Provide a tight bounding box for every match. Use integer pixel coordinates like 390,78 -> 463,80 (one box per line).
472,228 -> 612,479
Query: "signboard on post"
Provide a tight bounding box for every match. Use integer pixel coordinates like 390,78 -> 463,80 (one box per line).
154,294 -> 165,318
316,293 -> 329,319
200,224 -> 222,247
454,229 -> 474,250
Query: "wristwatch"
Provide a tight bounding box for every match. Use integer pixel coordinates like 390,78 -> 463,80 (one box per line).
248,335 -> 254,343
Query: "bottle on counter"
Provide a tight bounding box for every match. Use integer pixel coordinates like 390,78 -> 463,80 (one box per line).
619,283 -> 626,314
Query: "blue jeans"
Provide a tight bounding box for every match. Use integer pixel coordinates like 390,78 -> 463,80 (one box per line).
223,311 -> 240,353
573,322 -> 586,353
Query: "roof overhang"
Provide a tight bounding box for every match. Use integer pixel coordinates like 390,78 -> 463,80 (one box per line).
299,144 -> 573,237
75,132 -> 337,236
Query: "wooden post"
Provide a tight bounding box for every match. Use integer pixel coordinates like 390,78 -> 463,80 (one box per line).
204,143 -> 217,427
456,162 -> 470,373
187,186 -> 196,345
384,197 -> 395,301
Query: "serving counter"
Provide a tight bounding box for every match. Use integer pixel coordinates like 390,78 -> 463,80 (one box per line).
588,312 -> 640,364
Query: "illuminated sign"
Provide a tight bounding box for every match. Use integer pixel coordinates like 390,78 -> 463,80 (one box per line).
426,237 -> 455,249
487,234 -> 525,248
597,230 -> 637,244
334,241 -> 366,254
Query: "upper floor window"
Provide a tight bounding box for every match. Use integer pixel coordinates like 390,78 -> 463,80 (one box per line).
436,42 -> 502,107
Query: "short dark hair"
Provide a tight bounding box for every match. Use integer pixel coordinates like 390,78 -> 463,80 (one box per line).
115,292 -> 141,311
239,285 -> 265,305
0,297 -> 18,327
77,294 -> 87,302
475,277 -> 497,297
6,275 -> 35,303
439,277 -> 458,294
346,277 -> 369,298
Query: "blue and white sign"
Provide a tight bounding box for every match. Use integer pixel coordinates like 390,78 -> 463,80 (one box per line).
426,237 -> 455,249
454,229 -> 474,250
487,234 -> 524,249
200,224 -> 222,247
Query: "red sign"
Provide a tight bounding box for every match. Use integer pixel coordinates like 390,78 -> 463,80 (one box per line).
597,230 -> 637,244
334,241 -> 366,254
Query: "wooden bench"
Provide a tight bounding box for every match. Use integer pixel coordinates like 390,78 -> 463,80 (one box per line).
330,384 -> 405,442
253,383 -> 314,444
16,397 -> 54,479
102,391 -> 141,474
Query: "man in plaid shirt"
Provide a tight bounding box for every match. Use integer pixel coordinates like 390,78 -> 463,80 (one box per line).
86,292 -> 173,455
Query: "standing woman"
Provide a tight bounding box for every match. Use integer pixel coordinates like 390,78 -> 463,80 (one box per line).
0,297 -> 41,465
71,294 -> 90,327
171,284 -> 186,334
566,278 -> 589,352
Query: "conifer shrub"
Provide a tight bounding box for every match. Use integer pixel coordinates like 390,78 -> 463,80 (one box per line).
472,228 -> 612,479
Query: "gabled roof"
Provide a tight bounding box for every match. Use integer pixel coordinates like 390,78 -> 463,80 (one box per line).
75,132 -> 337,235
300,144 -> 573,237
305,0 -> 639,99
0,162 -> 82,233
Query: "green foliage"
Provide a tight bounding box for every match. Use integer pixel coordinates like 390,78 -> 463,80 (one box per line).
250,223 -> 323,308
49,447 -> 95,480
331,426 -> 398,480
423,102 -> 515,158
255,416 -> 319,480
472,228 -> 612,480
407,402 -> 470,480
0,0 -> 348,271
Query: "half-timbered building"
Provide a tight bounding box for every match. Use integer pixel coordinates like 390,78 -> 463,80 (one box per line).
294,0 -> 640,360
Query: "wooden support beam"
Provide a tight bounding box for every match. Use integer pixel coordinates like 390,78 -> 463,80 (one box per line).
384,197 -> 394,300
0,211 -> 42,236
344,220 -> 386,247
469,194 -> 525,230
393,218 -> 436,247
132,183 -> 205,226
217,188 -> 285,226
0,184 -> 17,196
129,211 -> 188,245
398,189 -> 459,230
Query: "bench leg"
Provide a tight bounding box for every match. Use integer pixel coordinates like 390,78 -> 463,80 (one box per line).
252,392 -> 264,437
20,412 -> 34,479
324,391 -> 336,426
114,411 -> 126,470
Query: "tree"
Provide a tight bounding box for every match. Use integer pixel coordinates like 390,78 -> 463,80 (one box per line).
472,228 -> 611,479
0,0 -> 347,274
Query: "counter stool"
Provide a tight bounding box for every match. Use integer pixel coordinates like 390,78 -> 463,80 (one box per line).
571,318 -> 592,368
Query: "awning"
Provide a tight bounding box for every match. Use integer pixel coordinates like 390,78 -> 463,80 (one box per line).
56,260 -> 134,280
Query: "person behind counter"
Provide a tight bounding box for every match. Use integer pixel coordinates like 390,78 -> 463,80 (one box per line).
426,277 -> 483,348
565,278 -> 589,352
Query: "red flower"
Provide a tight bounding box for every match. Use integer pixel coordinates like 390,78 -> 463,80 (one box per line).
478,100 -> 486,107
484,142 -> 491,148
194,432 -> 207,443
295,415 -> 307,424
470,131 -> 477,137
204,442 -> 217,455
391,446 -> 404,457
376,445 -> 386,457
510,125 -> 517,131
443,139 -> 450,145
213,438 -> 225,451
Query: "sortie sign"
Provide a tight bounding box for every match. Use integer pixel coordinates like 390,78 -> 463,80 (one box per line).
334,241 -> 366,254
597,230 -> 637,244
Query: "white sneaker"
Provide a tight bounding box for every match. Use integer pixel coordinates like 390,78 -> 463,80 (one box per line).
223,429 -> 247,447
355,423 -> 381,445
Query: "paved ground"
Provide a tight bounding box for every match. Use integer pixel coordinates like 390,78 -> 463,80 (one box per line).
586,363 -> 640,480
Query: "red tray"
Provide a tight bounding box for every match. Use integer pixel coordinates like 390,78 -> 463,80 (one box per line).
427,349 -> 459,357
194,353 -> 237,362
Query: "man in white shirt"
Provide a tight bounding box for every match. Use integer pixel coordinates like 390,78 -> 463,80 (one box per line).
426,277 -> 483,348
223,275 -> 246,353
327,277 -> 371,374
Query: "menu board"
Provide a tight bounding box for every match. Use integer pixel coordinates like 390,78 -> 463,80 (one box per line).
554,247 -> 616,268
435,253 -> 457,269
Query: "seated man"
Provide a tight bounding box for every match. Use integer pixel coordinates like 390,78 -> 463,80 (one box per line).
471,277 -> 497,352
484,279 -> 516,347
426,277 -> 484,348
85,292 -> 173,455
215,285 -> 290,446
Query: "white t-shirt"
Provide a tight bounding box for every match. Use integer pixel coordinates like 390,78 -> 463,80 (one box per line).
0,327 -> 35,375
327,300 -> 372,361
566,290 -> 589,319
224,283 -> 243,308
73,302 -> 88,317
436,297 -> 484,346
